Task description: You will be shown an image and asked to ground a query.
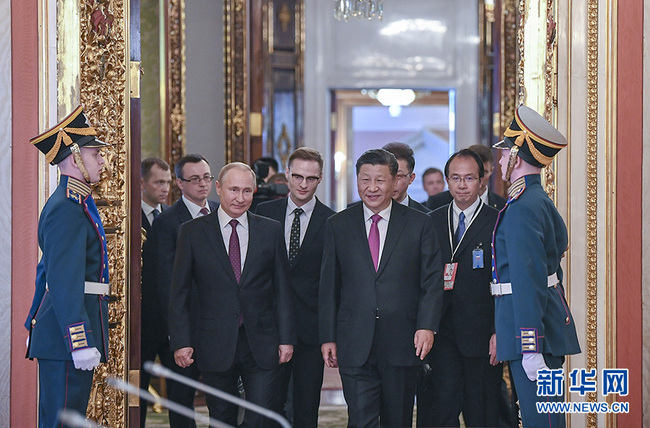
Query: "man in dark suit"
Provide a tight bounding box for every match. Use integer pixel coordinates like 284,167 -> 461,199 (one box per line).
151,153 -> 219,428
25,106 -> 110,427
139,157 -> 172,427
426,144 -> 507,211
382,142 -> 430,213
256,148 -> 335,428
320,149 -> 443,428
170,162 -> 296,427
492,105 -> 580,427
416,149 -> 502,427
421,167 -> 445,202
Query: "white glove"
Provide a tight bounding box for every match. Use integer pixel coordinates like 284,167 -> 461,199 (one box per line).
72,347 -> 101,371
522,353 -> 550,381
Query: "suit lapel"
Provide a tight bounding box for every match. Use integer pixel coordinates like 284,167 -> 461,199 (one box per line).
347,203 -> 376,274
141,209 -> 152,233
209,212 -> 240,284
175,200 -> 192,224
291,199 -> 327,267
277,199 -> 288,229
377,201 -> 406,276
238,212 -> 258,286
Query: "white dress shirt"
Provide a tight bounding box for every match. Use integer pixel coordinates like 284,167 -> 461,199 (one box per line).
217,206 -> 249,273
141,200 -> 162,226
449,197 -> 483,253
182,195 -> 211,219
363,202 -> 392,267
284,196 -> 316,254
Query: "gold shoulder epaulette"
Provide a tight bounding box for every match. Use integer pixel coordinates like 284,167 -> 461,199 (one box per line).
66,178 -> 91,204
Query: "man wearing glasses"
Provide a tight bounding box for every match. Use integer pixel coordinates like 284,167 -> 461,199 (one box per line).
256,148 -> 335,428
382,142 -> 430,213
417,149 -> 502,428
150,153 -> 219,428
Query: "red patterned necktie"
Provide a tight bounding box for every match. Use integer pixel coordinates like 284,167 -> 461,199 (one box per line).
368,214 -> 381,271
228,219 -> 241,283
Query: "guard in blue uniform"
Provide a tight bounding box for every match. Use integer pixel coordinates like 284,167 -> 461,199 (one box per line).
25,105 -> 110,427
491,105 -> 581,427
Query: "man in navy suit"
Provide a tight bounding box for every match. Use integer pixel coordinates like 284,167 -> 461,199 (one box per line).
25,106 -> 110,427
416,149 -> 502,427
492,105 -> 580,427
139,157 -> 172,427
170,162 -> 295,427
382,142 -> 430,213
426,144 -> 507,211
151,153 -> 219,428
256,148 -> 335,428
320,149 -> 443,428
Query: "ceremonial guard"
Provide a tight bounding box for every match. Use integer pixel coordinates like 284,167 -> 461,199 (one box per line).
25,106 -> 110,427
492,105 -> 581,427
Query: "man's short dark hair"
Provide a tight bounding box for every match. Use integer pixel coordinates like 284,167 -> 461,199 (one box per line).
444,149 -> 485,179
254,156 -> 279,172
422,167 -> 443,183
141,157 -> 170,180
252,157 -> 280,180
381,142 -> 415,173
467,144 -> 495,166
175,154 -> 209,180
287,147 -> 324,172
355,149 -> 398,176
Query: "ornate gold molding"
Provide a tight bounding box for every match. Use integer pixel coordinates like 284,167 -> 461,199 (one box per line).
516,0 -> 525,103
585,0 -> 599,425
225,0 -> 248,163
543,0 -> 557,199
79,0 -> 129,426
500,0 -> 518,132
167,0 -> 186,201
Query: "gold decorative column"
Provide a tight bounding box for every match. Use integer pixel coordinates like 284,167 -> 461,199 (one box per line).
78,0 -> 130,426
225,0 -> 248,163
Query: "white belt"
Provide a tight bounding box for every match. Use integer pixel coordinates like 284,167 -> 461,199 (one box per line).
84,281 -> 110,295
491,272 -> 558,296
46,281 -> 110,295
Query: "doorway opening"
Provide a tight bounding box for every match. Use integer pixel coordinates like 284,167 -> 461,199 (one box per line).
330,89 -> 455,210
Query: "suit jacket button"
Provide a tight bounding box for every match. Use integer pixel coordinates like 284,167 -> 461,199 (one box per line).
31,319 -> 36,326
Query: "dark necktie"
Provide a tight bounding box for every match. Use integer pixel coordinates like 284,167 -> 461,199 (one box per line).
152,208 -> 160,219
454,211 -> 466,246
289,207 -> 304,262
368,214 -> 381,271
228,219 -> 241,283
199,207 -> 209,216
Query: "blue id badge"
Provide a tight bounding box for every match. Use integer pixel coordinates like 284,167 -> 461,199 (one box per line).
472,248 -> 484,269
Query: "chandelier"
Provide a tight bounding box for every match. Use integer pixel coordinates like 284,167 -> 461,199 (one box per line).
333,0 -> 383,21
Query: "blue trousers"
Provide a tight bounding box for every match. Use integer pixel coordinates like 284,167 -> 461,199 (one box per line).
37,359 -> 95,428
509,355 -> 566,428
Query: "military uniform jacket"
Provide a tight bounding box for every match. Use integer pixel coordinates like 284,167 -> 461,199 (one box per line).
492,174 -> 580,361
25,175 -> 109,361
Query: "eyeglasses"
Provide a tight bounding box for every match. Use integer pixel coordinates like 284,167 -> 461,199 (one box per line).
180,175 -> 214,185
396,173 -> 413,181
290,173 -> 320,184
449,175 -> 478,184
